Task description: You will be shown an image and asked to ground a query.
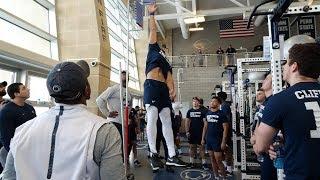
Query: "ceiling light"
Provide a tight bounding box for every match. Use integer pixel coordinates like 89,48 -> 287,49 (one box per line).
189,27 -> 204,31
184,16 -> 205,24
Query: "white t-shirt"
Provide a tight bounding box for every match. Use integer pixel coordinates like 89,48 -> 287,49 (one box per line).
172,102 -> 183,116
96,84 -> 132,124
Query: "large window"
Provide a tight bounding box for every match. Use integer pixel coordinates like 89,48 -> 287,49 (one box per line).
27,74 -> 51,115
0,19 -> 51,58
0,0 -> 58,59
28,75 -> 50,102
1,0 -> 50,32
0,65 -> 52,115
105,0 -> 140,91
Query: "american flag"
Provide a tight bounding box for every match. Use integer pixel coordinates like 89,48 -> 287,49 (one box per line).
219,18 -> 254,38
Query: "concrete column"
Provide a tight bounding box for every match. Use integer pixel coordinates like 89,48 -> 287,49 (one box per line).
56,0 -> 111,114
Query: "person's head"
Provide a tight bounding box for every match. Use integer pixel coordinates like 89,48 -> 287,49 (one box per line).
210,96 -> 222,109
282,35 -> 318,85
7,83 -> 30,100
256,88 -> 266,103
121,71 -> 127,87
0,81 -> 7,97
135,106 -> 140,111
261,73 -> 272,97
192,97 -> 200,108
47,61 -> 90,105
283,43 -> 320,84
219,46 -> 221,49
229,44 -> 232,48
217,91 -> 227,102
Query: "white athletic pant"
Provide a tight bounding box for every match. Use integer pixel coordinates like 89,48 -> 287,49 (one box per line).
146,105 -> 176,158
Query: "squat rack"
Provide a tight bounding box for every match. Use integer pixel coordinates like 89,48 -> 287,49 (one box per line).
235,1 -> 320,179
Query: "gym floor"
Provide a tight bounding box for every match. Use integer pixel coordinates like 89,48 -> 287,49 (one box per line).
129,137 -> 235,180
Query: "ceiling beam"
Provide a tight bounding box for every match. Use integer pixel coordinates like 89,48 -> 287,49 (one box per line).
155,20 -> 166,39
175,0 -> 189,39
153,1 -> 317,20
229,0 -> 246,7
163,0 -> 193,14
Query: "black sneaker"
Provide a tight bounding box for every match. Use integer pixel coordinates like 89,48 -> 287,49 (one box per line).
187,163 -> 195,169
202,163 -> 209,170
166,156 -> 187,167
126,173 -> 135,180
149,154 -> 164,170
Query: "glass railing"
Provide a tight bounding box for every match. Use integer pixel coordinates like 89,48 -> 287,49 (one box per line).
167,52 -> 263,68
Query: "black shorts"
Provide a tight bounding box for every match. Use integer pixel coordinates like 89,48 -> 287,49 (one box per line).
143,79 -> 171,111
189,134 -> 202,145
128,125 -> 137,142
206,139 -> 222,152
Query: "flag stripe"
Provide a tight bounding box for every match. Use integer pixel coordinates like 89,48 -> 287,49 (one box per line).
220,32 -> 255,36
221,32 -> 255,36
220,34 -> 255,38
219,18 -> 254,38
220,31 -> 255,35
221,28 -> 254,32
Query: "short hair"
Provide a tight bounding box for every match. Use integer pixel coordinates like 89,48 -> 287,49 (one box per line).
264,71 -> 271,78
217,91 -> 227,101
121,71 -> 126,75
212,96 -> 222,104
192,96 -> 200,102
257,88 -> 264,91
199,98 -> 204,105
7,83 -> 23,99
288,43 -> 320,79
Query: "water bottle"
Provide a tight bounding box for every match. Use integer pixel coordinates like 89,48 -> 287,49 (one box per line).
257,154 -> 264,163
273,140 -> 284,169
273,137 -> 285,180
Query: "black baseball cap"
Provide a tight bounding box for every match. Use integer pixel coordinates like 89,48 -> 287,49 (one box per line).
47,62 -> 87,101
76,60 -> 90,78
0,81 -> 7,87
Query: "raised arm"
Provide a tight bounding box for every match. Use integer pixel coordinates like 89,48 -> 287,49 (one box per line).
148,3 -> 157,44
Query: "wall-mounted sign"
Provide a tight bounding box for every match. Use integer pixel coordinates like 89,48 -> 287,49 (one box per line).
278,17 -> 290,40
298,16 -> 316,38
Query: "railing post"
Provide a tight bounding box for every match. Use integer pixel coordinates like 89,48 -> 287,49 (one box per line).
185,56 -> 188,68
205,55 -> 208,67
